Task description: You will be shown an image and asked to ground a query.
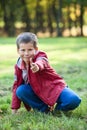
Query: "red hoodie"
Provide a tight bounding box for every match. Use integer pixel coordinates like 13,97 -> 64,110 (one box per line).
11,51 -> 67,109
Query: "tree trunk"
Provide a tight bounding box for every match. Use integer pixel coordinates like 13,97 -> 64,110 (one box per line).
2,1 -> 15,36
80,3 -> 83,36
21,0 -> 31,32
57,0 -> 62,36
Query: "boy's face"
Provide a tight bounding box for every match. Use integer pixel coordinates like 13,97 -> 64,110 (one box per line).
17,42 -> 38,64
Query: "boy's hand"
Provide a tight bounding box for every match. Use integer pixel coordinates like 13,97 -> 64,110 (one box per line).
12,109 -> 18,114
30,58 -> 39,73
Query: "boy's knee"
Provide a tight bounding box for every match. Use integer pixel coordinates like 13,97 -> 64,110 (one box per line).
16,85 -> 24,98
69,95 -> 81,109
75,96 -> 81,106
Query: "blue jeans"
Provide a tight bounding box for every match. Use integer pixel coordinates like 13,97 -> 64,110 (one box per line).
16,84 -> 81,112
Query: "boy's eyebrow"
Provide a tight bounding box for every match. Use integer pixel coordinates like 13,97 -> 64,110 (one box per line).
19,49 -> 25,50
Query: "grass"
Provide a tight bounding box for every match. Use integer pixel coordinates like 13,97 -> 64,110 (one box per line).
0,37 -> 87,130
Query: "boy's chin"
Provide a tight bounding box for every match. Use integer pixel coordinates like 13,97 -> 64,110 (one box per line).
23,59 -> 30,64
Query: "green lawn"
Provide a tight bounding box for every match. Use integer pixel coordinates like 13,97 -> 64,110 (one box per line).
0,37 -> 87,130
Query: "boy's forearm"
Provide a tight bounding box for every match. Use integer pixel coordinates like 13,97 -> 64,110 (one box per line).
11,89 -> 21,109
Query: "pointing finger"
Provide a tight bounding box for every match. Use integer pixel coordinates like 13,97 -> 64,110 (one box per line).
30,58 -> 33,66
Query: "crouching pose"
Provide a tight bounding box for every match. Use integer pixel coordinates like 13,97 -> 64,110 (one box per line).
11,32 -> 81,114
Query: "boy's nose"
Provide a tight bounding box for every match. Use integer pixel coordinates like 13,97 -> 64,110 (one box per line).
25,51 -> 29,55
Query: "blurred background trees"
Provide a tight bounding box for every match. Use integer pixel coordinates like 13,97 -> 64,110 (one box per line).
0,0 -> 87,37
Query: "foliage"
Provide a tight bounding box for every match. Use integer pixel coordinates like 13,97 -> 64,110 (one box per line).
0,37 -> 87,129
0,0 -> 87,36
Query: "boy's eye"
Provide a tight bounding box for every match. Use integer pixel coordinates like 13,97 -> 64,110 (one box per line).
20,49 -> 25,52
28,49 -> 32,51
19,49 -> 33,52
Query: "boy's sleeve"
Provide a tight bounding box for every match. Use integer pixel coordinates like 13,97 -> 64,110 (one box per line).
35,57 -> 49,71
11,65 -> 21,109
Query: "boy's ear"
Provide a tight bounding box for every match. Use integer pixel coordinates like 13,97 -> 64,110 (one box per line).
35,47 -> 38,51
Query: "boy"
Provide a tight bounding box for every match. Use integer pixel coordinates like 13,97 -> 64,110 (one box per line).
11,32 -> 81,114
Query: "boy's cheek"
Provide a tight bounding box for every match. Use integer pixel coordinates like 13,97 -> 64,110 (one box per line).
19,54 -> 24,57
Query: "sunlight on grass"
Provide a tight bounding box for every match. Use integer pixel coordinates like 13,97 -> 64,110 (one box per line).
57,49 -> 87,61
0,45 -> 17,55
0,67 -> 14,76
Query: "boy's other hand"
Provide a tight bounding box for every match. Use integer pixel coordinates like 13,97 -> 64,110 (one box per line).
30,58 -> 39,73
12,109 -> 18,114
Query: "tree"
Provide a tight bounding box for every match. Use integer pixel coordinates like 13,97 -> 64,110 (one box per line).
21,0 -> 31,32
57,0 -> 63,36
0,0 -> 16,36
35,0 -> 44,33
0,0 -> 87,37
